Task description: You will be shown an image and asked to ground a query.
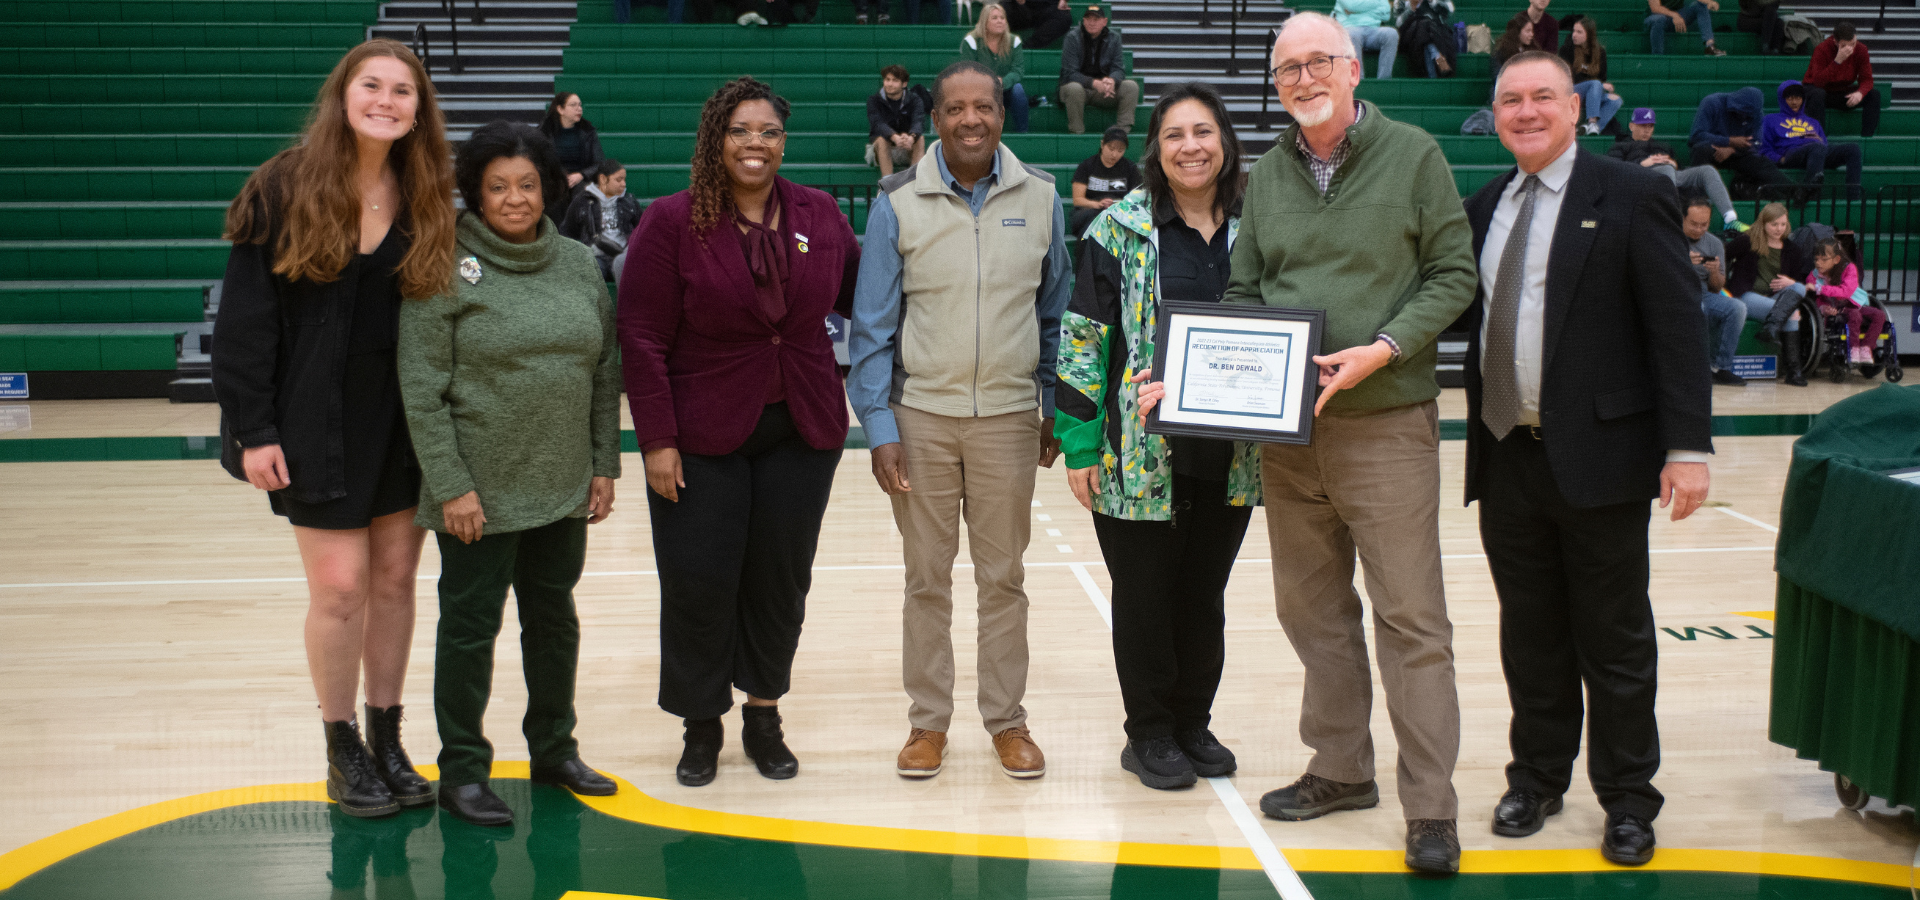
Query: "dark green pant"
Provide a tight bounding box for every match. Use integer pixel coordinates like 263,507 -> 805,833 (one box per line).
433,516 -> 587,787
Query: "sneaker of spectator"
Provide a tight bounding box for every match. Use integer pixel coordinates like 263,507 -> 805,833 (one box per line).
1069,126 -> 1140,237
1802,21 -> 1881,138
1646,0 -> 1725,55
1059,6 -> 1141,133
1610,108 -> 1746,232
1760,81 -> 1865,200
867,65 -> 929,178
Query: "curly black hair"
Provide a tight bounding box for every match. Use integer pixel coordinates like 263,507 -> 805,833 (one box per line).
455,120 -> 568,226
690,77 -> 791,233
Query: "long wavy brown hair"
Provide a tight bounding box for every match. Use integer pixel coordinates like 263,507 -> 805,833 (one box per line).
1569,16 -> 1607,81
688,77 -> 791,234
223,39 -> 455,300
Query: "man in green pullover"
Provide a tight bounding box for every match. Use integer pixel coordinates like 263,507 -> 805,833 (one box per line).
1231,11 -> 1478,875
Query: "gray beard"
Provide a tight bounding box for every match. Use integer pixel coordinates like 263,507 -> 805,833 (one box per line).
1289,97 -> 1335,128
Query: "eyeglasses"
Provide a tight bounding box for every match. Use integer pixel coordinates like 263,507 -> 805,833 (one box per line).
726,126 -> 787,146
1268,54 -> 1352,86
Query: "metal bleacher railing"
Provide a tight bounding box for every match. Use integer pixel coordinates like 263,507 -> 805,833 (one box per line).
1745,184 -> 1920,306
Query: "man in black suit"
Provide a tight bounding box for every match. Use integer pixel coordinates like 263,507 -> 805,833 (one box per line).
1460,50 -> 1714,867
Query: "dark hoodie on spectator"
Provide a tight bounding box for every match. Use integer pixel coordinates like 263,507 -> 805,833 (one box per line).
1759,81 -> 1828,162
1690,86 -> 1765,148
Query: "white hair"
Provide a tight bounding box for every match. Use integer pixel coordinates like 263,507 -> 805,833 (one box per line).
1272,11 -> 1353,62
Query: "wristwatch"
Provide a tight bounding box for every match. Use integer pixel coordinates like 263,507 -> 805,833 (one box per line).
1375,332 -> 1402,363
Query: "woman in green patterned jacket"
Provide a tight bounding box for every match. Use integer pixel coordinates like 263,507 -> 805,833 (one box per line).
1052,82 -> 1259,791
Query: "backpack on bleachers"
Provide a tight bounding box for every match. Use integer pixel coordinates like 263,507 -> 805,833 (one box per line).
1787,223 -> 1835,266
1461,109 -> 1496,135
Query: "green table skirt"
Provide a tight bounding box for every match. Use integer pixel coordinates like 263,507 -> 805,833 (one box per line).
1769,578 -> 1920,811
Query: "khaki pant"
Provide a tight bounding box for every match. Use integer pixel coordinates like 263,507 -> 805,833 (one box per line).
1260,400 -> 1460,821
1060,79 -> 1140,134
890,404 -> 1041,734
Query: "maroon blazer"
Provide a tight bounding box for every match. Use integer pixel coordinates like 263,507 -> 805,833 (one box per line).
619,178 -> 860,457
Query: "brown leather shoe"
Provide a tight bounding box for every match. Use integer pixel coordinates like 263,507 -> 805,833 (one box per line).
992,725 -> 1046,778
897,728 -> 947,777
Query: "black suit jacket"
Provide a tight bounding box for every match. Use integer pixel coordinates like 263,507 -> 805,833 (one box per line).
1461,148 -> 1714,510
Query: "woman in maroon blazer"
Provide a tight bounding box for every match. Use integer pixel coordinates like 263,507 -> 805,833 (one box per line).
619,77 -> 860,788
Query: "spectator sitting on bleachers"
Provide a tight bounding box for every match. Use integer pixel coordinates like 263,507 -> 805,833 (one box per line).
867,64 -> 928,177
1760,81 -> 1864,199
1610,107 -> 1747,232
961,4 -> 1032,133
1518,0 -> 1558,52
1681,194 -> 1752,385
1491,15 -> 1536,78
1724,202 -> 1810,383
1334,0 -> 1399,79
1070,126 -> 1140,236
1393,0 -> 1458,77
1690,87 -> 1793,191
1736,0 -> 1784,54
1559,16 -> 1622,134
1803,21 -> 1880,138
1059,5 -> 1141,134
1645,0 -> 1726,55
1807,237 -> 1886,364
1004,0 -> 1073,48
539,92 -> 604,191
560,158 -> 642,283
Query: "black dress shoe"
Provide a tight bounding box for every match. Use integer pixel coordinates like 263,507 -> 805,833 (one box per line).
1173,728 -> 1236,777
677,717 -> 723,787
1601,812 -> 1656,865
1492,788 -> 1563,837
438,782 -> 513,826
741,705 -> 799,780
532,757 -> 617,796
1120,737 -> 1197,790
1405,819 -> 1460,875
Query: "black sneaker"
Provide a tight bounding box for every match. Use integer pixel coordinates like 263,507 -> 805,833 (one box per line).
1173,728 -> 1236,777
1119,737 -> 1197,790
1405,818 -> 1461,875
1259,773 -> 1379,820
1712,368 -> 1748,386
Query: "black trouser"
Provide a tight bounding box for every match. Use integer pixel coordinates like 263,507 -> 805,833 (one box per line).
1004,0 -> 1071,47
1689,142 -> 1791,187
1804,85 -> 1882,138
1092,474 -> 1252,741
648,403 -> 842,719
1477,430 -> 1663,821
1781,140 -> 1864,197
1737,3 -> 1781,50
433,516 -> 588,788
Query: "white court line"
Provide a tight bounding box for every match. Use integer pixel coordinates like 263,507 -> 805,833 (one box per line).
0,547 -> 1777,590
1066,560 -> 1312,900
1715,506 -> 1782,534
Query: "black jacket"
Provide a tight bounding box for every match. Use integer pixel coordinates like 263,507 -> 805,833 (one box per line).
559,188 -> 643,256
1058,25 -> 1125,87
1605,138 -> 1675,166
211,203 -> 416,504
541,118 -> 605,179
866,88 -> 926,139
1724,231 -> 1811,296
1461,149 -> 1713,509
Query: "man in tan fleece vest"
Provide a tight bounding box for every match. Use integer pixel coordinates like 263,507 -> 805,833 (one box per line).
847,61 -> 1072,780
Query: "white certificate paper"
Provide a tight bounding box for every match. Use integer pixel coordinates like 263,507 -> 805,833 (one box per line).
1159,315 -> 1312,435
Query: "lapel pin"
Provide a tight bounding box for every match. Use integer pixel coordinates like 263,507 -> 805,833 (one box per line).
1581,220 -> 1598,229
795,232 -> 810,253
459,256 -> 482,284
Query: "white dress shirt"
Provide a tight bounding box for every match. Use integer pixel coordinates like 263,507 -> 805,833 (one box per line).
1478,142 -> 1707,463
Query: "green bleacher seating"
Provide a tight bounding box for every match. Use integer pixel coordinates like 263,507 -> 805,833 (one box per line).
0,284 -> 205,324
0,201 -> 231,240
0,333 -> 182,372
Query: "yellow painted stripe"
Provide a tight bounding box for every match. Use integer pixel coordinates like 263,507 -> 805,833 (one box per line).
1,763 -> 1910,892
559,893 -> 668,900
1734,610 -> 1778,621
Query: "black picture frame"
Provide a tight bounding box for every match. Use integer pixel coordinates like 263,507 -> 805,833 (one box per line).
1145,301 -> 1325,445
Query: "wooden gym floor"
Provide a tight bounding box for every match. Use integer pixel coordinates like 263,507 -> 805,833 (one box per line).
0,381 -> 1914,899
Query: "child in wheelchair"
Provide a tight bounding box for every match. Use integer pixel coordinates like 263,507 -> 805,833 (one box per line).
1805,238 -> 1890,367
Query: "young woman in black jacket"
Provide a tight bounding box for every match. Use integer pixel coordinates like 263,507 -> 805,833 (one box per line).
211,39 -> 456,819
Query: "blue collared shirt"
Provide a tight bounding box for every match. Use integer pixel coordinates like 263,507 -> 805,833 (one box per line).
847,146 -> 1073,448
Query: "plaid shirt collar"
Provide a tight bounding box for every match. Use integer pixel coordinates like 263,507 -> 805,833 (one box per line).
1294,101 -> 1366,195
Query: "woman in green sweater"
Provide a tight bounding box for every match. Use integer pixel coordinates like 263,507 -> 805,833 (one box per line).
960,3 -> 1030,132
398,121 -> 624,827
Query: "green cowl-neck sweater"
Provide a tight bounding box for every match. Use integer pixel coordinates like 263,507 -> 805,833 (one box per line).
399,213 -> 622,535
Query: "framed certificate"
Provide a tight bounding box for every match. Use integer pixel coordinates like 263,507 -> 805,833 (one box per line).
1145,302 -> 1324,445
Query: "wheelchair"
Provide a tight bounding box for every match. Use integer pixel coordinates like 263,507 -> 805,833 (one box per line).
1785,292 -> 1905,383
